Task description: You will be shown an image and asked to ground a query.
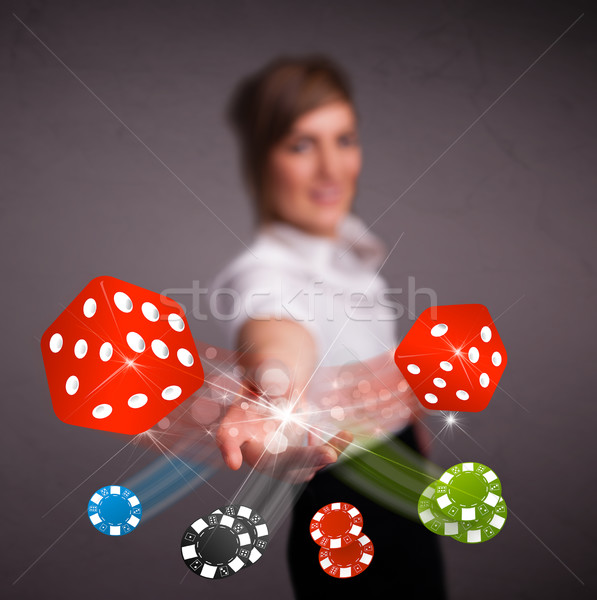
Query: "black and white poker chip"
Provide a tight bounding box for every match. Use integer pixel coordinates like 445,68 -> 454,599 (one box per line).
212,505 -> 269,566
181,511 -> 253,579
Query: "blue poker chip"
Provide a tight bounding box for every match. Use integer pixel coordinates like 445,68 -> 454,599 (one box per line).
87,485 -> 142,536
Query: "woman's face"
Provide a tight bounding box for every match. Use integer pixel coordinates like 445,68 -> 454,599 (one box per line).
263,100 -> 362,238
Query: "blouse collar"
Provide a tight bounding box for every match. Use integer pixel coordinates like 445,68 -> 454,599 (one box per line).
256,212 -> 388,271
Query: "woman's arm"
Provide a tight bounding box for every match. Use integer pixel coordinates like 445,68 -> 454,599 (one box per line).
216,317 -> 352,478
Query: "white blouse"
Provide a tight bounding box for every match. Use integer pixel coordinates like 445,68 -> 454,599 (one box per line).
209,212 -> 399,367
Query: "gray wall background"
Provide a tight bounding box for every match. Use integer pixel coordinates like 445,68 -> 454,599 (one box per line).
2,1 -> 596,598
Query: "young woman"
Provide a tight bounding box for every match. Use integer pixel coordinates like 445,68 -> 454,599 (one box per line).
212,55 -> 445,597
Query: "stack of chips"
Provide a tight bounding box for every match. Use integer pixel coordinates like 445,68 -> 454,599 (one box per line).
309,502 -> 374,578
418,462 -> 507,544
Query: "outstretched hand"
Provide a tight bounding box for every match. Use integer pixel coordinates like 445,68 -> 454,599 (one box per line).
216,399 -> 353,483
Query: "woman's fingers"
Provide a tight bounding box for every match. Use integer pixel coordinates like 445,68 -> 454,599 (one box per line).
220,429 -> 355,482
216,397 -> 356,479
216,424 -> 242,470
216,406 -> 251,470
217,435 -> 243,470
325,429 -> 353,456
242,441 -> 335,473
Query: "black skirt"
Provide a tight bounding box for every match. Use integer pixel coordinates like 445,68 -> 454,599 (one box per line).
287,426 -> 447,598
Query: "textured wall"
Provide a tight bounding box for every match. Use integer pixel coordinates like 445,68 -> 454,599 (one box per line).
2,1 -> 596,598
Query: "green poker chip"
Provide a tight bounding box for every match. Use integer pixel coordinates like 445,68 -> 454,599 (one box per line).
435,462 -> 502,521
418,481 -> 462,536
451,496 -> 507,544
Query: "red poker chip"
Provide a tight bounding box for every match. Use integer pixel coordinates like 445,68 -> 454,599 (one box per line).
310,502 -> 364,549
318,534 -> 374,578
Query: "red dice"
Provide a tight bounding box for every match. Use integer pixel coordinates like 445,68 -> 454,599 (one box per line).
394,304 -> 507,412
41,276 -> 204,435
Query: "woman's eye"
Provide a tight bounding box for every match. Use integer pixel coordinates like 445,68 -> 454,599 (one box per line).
289,139 -> 312,153
339,134 -> 358,147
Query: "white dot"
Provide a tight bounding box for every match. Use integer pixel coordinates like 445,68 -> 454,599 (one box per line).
377,406 -> 390,419
142,302 -> 159,322
177,348 -> 194,367
330,405 -> 345,421
74,339 -> 88,359
114,292 -> 133,313
65,376 -> 79,395
480,326 -> 492,342
492,351 -> 502,366
128,393 -> 148,409
126,332 -> 145,353
407,364 -> 421,375
425,393 -> 438,404
433,378 -> 446,388
162,385 -> 182,401
257,366 -> 289,396
440,361 -> 453,371
83,298 -> 97,318
168,313 -> 184,332
468,346 -> 480,363
430,324 -> 448,337
49,333 -> 63,353
151,339 -> 169,359
456,390 -> 469,400
265,431 -> 288,454
92,404 -> 112,419
399,405 -> 411,418
358,379 -> 371,393
99,342 -> 113,361
340,370 -> 354,385
479,373 -> 490,388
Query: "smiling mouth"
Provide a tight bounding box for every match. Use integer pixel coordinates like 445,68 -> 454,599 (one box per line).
310,186 -> 342,205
